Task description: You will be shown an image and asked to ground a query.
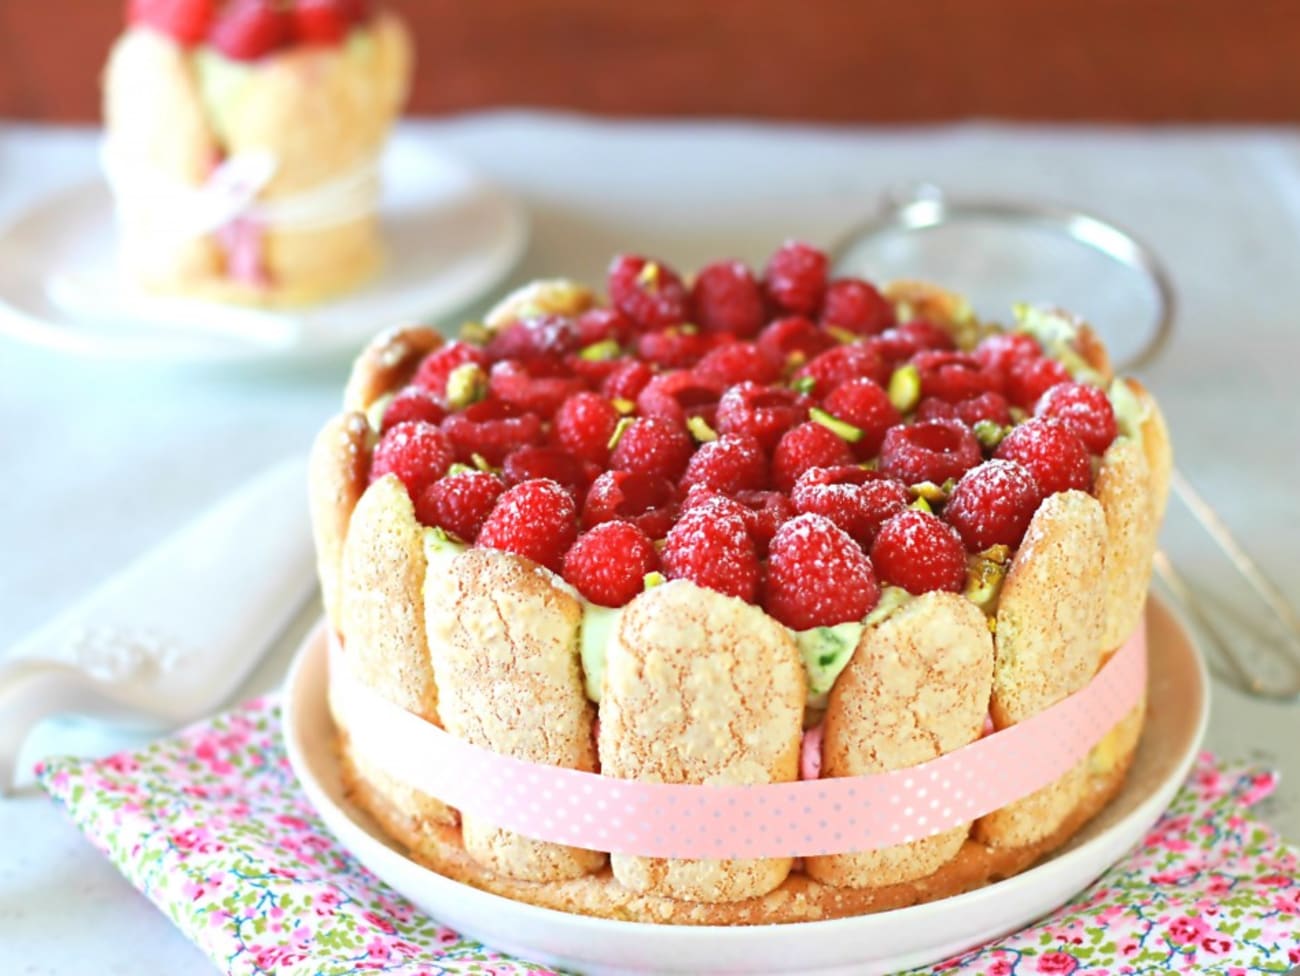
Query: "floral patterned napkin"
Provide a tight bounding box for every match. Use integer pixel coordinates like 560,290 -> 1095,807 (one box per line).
37,697 -> 1299,976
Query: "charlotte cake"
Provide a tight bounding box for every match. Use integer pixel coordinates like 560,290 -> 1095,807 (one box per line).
103,0 -> 412,305
309,242 -> 1171,923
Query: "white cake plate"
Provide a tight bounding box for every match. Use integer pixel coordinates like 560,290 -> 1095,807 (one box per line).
0,134 -> 528,365
284,594 -> 1207,976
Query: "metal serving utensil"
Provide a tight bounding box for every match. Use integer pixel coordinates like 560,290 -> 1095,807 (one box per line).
830,183 -> 1300,700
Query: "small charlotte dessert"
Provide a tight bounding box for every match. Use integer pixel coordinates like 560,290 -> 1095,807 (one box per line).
103,0 -> 412,305
309,242 -> 1172,923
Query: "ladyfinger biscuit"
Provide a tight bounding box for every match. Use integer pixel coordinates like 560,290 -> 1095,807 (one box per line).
807,592 -> 994,888
423,548 -> 604,883
308,411 -> 371,632
342,325 -> 444,416
483,279 -> 596,331
600,580 -> 805,903
991,490 -> 1107,726
1075,324 -> 1114,384
1127,378 -> 1173,522
1095,438 -> 1156,655
980,490 -> 1107,847
338,474 -> 440,720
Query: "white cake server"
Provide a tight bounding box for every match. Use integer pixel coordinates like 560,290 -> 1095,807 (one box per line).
0,454 -> 316,795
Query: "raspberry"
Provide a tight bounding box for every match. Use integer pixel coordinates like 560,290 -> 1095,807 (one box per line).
957,391 -> 1013,427
771,422 -> 855,493
575,307 -> 634,348
944,459 -> 1044,551
681,487 -> 794,557
764,514 -> 880,629
635,370 -> 722,426
601,359 -> 654,402
737,491 -> 795,555
502,446 -> 595,503
791,466 -> 910,547
870,509 -> 967,595
764,241 -> 828,316
636,327 -> 711,369
477,479 -> 579,573
290,0 -> 349,43
914,398 -> 958,423
693,342 -> 777,387
562,521 -> 659,608
441,399 -> 544,466
562,352 -> 622,389
681,434 -> 768,494
793,343 -> 889,398
915,392 -> 1012,428
661,499 -> 760,601
370,421 -> 453,498
879,418 -> 982,485
994,418 -> 1093,495
554,392 -> 619,464
822,378 -> 901,457
868,321 -> 955,364
413,341 -> 490,402
609,416 -> 694,481
912,350 -> 1002,403
1006,356 -> 1072,410
820,278 -> 895,336
692,260 -> 765,337
128,0 -> 214,44
582,470 -> 678,539
488,360 -> 585,417
715,382 -> 809,451
1035,381 -> 1118,454
379,387 -> 446,432
413,470 -> 503,541
208,0 -> 291,59
607,254 -> 690,331
756,316 -> 836,372
974,332 -> 1041,378
487,313 -> 579,362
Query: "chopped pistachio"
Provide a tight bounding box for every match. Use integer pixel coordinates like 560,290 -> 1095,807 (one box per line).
643,570 -> 666,589
987,616 -> 998,633
810,407 -> 864,443
910,495 -> 933,514
447,462 -> 476,476
792,374 -> 818,395
687,415 -> 719,443
973,419 -> 1010,450
859,457 -> 879,471
471,453 -> 494,473
864,585 -> 912,626
964,556 -> 1007,612
979,543 -> 1012,564
607,416 -> 635,451
445,362 -> 487,410
786,350 -> 808,370
1009,406 -> 1029,424
611,397 -> 637,416
825,324 -> 858,345
910,480 -> 948,504
678,322 -> 699,336
459,321 -> 491,345
578,339 -> 621,361
888,363 -> 921,413
637,261 -> 660,288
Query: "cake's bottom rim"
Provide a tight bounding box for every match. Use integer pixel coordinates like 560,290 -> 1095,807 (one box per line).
335,729 -> 1137,926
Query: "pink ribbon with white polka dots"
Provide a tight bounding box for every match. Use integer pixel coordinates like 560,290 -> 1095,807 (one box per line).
328,621 -> 1146,859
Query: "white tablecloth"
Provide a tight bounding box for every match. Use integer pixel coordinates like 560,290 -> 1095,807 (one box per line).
2,114 -> 1298,974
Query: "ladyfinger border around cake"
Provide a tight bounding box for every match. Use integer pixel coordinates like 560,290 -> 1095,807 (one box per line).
308,258 -> 1172,923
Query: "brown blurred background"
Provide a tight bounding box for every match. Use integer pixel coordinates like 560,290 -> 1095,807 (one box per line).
2,0 -> 1298,123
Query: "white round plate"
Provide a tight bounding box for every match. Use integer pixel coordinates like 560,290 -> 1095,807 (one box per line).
0,134 -> 528,365
284,595 -> 1207,976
